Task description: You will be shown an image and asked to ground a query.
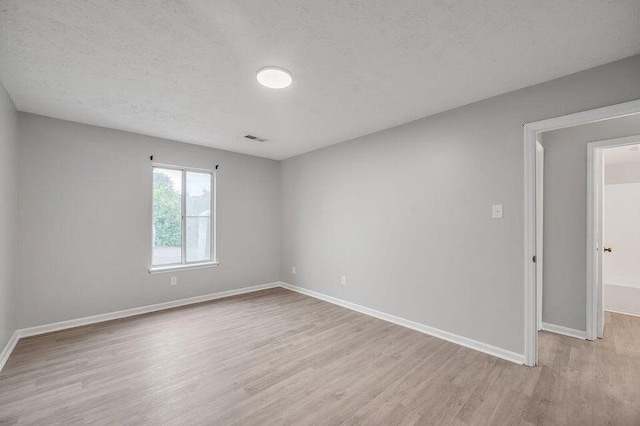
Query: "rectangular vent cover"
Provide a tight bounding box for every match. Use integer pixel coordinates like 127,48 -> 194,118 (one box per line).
244,134 -> 267,142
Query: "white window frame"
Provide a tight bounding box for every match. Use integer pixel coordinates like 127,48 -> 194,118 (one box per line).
149,163 -> 218,273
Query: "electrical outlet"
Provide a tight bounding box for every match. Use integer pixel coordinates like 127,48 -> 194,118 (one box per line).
341,276 -> 347,286
292,266 -> 296,275
170,276 -> 178,286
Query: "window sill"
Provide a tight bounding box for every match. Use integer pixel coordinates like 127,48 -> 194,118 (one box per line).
149,262 -> 219,274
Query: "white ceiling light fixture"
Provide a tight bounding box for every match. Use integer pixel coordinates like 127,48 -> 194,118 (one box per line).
256,66 -> 293,89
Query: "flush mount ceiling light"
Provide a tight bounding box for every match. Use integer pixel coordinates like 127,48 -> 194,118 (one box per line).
256,66 -> 293,89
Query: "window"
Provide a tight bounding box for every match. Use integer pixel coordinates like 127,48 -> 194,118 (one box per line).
151,165 -> 216,271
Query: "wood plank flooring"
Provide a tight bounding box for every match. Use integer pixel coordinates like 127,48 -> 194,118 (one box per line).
1,288 -> 640,425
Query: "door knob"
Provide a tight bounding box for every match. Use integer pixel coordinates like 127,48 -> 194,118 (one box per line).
604,247 -> 612,253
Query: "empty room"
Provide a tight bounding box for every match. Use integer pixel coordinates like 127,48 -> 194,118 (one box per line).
1,1 -> 640,424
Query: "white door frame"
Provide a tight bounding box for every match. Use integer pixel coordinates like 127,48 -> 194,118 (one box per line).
523,98 -> 640,366
535,141 -> 544,336
587,134 -> 640,340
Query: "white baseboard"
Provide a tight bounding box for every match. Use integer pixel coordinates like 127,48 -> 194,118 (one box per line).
279,283 -> 525,365
605,308 -> 640,318
540,322 -> 587,340
18,282 -> 280,338
1,281 -> 527,373
0,331 -> 20,372
604,284 -> 640,318
0,282 -> 280,372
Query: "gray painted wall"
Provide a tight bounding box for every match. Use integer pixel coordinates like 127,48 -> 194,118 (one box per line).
17,114 -> 281,329
540,114 -> 640,331
0,81 -> 17,349
280,55 -> 640,355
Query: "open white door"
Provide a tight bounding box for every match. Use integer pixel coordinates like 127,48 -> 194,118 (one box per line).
587,135 -> 640,340
536,142 -> 544,332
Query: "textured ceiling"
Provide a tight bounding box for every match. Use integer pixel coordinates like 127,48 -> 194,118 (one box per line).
1,1 -> 639,160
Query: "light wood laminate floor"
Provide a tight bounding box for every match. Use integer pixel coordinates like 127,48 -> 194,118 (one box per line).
1,288 -> 640,425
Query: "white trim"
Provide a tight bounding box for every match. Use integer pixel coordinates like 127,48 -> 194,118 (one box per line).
523,125 -> 538,366
181,166 -> 187,263
17,282 -> 280,338
152,162 -> 216,174
605,308 -> 640,319
540,322 -> 587,340
586,143 -> 600,340
524,99 -> 640,134
280,283 -> 525,365
0,281 -> 528,373
6,282 -> 280,338
151,164 -> 218,270
0,331 -> 20,372
523,98 -> 640,366
0,282 -> 280,372
212,170 -> 218,265
149,261 -> 219,274
535,141 -> 544,332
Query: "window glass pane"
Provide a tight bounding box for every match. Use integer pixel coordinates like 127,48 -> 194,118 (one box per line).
186,171 -> 212,262
152,168 -> 182,265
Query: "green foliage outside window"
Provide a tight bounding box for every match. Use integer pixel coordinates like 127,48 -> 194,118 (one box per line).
153,172 -> 182,247
153,171 -> 212,248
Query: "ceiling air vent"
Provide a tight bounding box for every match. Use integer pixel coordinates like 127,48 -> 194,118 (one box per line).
244,134 -> 268,143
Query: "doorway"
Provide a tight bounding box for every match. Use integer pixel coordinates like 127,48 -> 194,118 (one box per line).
523,99 -> 640,366
588,136 -> 640,340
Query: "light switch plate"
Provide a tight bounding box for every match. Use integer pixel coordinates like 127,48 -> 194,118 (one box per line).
492,204 -> 503,219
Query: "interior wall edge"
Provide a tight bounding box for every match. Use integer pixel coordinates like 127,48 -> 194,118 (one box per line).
0,331 -> 19,373
0,78 -> 18,358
